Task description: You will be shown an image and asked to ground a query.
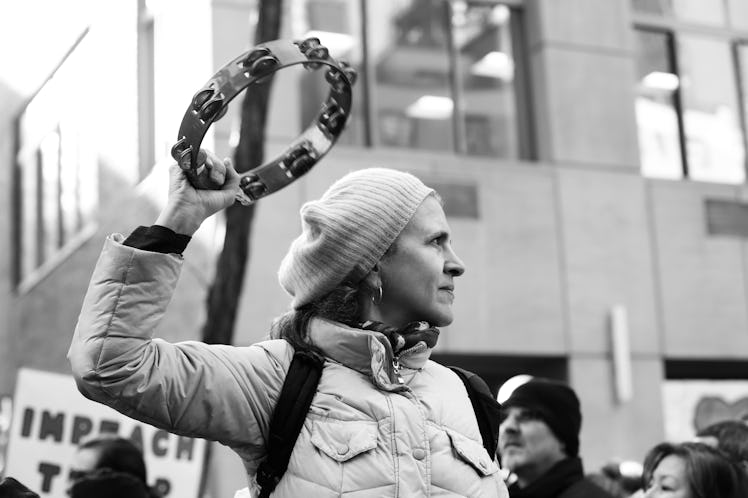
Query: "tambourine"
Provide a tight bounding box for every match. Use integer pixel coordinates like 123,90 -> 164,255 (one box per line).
170,38 -> 356,205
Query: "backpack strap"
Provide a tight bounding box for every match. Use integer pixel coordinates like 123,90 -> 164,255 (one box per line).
448,366 -> 502,457
256,349 -> 324,498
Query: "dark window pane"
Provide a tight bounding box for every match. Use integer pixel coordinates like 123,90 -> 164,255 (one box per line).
634,30 -> 684,179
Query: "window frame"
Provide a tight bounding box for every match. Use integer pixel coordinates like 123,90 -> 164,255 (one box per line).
362,0 -> 534,159
632,8 -> 748,183
12,28 -> 99,294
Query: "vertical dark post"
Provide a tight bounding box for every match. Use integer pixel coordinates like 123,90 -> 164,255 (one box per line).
198,0 -> 283,493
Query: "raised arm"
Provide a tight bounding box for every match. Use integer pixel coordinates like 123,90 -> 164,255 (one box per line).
67,152 -> 291,452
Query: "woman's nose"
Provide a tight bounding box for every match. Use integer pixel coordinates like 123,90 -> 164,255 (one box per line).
445,245 -> 465,277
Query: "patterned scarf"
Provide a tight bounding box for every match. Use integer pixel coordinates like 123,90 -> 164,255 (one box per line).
359,320 -> 440,357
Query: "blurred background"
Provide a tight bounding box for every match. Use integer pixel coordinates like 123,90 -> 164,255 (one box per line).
1,0 -> 748,496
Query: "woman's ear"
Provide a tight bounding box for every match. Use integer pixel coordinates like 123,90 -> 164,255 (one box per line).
362,264 -> 381,293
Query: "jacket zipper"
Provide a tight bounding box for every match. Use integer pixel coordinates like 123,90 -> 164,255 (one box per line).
392,357 -> 404,384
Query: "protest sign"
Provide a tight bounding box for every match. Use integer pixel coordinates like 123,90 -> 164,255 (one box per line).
5,368 -> 206,498
663,379 -> 748,441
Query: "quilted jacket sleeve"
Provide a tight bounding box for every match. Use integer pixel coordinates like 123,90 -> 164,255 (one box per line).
68,234 -> 293,456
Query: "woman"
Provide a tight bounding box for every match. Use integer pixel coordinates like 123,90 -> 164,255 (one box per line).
641,441 -> 746,498
68,151 -> 508,497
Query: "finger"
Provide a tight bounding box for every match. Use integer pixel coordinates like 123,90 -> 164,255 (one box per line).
222,157 -> 240,188
168,163 -> 188,187
209,163 -> 226,186
196,149 -> 208,168
202,149 -> 223,168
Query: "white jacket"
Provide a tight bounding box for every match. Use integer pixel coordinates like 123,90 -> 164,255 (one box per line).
68,235 -> 509,497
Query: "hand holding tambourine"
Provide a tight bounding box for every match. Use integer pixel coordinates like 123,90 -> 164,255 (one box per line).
170,37 -> 356,205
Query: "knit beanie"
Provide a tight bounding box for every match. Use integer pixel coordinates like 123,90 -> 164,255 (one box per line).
502,378 -> 582,457
278,168 -> 434,308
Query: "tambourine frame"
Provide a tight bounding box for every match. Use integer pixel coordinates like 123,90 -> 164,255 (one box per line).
170,38 -> 356,205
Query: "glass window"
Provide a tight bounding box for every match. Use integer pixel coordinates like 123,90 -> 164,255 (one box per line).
14,31 -> 98,289
634,30 -> 684,180
295,0 -> 367,146
370,0 -> 455,151
738,44 -> 748,145
366,0 -> 528,157
678,35 -> 745,183
284,0 -> 529,157
633,26 -> 747,184
455,2 -> 522,158
137,0 -> 156,179
631,0 -> 728,26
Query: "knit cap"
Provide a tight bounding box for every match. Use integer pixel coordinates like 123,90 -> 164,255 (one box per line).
278,168 -> 434,308
502,378 -> 582,457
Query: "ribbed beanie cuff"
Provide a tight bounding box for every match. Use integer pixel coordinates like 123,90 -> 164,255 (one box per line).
278,168 -> 433,308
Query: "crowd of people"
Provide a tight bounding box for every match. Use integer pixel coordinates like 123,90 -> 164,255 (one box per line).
2,152 -> 748,497
495,378 -> 748,498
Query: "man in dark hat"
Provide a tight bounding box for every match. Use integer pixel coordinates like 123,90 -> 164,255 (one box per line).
498,378 -> 614,498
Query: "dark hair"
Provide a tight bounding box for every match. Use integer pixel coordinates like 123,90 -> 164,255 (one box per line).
696,419 -> 748,464
69,470 -> 150,498
270,238 -> 405,350
271,280 -> 371,351
586,461 -> 643,497
642,442 -> 747,498
71,436 -> 163,498
76,436 -> 147,484
0,477 -> 40,498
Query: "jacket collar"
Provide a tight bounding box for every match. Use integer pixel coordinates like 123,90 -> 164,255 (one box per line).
508,457 -> 585,498
307,318 -> 433,391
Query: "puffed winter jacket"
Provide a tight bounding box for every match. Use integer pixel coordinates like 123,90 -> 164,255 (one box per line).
68,235 -> 509,497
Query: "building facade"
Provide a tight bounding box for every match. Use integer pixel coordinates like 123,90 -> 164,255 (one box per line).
2,0 -> 748,495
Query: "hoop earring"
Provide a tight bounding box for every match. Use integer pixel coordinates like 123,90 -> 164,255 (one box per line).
371,285 -> 383,305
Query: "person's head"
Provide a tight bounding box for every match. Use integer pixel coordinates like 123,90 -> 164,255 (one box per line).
68,435 -> 153,498
275,168 -> 465,346
71,435 -> 147,483
0,477 -> 40,498
695,419 -> 748,471
587,461 -> 643,497
642,441 -> 746,498
498,378 -> 581,487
